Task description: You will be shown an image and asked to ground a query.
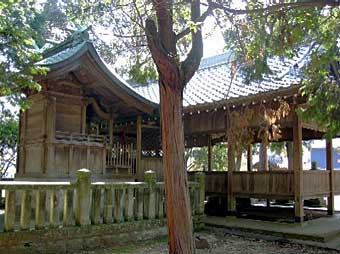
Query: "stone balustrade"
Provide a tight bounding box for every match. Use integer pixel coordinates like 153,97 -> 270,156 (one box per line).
0,170 -> 205,233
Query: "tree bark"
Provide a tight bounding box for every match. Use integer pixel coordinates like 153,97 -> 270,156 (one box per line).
160,80 -> 195,254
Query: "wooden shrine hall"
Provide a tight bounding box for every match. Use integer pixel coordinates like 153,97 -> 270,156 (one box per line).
17,30 -> 162,181
17,29 -> 339,222
135,46 -> 339,222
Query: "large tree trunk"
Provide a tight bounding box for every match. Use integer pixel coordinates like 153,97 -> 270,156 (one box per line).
160,80 -> 195,254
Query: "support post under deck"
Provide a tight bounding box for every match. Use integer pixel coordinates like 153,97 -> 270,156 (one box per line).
208,135 -> 212,172
326,139 -> 334,215
136,116 -> 142,180
293,113 -> 304,222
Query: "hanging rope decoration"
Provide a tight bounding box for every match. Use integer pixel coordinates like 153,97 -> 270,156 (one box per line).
257,99 -> 290,145
228,99 -> 291,152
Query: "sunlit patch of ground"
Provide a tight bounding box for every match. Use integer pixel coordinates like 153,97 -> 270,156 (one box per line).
79,231 -> 338,254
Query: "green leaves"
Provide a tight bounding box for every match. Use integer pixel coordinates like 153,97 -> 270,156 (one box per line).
188,21 -> 202,33
222,2 -> 340,137
0,105 -> 18,175
0,0 -> 46,108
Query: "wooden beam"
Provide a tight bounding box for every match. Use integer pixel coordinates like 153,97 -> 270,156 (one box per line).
136,116 -> 142,180
207,135 -> 212,172
326,139 -> 334,215
293,112 -> 304,222
141,124 -> 160,129
88,98 -> 111,120
247,145 -> 252,172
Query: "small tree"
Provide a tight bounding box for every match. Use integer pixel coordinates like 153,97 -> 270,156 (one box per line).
0,106 -> 18,178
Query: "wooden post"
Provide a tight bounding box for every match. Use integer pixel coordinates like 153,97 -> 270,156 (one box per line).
81,101 -> 87,134
207,135 -> 212,172
109,119 -> 114,145
46,96 -> 56,142
247,144 -> 252,172
136,116 -> 142,180
326,139 -> 334,215
293,113 -> 304,222
75,169 -> 91,226
227,141 -> 236,213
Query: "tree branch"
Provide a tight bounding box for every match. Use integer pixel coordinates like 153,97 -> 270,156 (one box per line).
145,19 -> 180,88
180,0 -> 203,85
175,4 -> 214,41
152,0 -> 176,55
210,0 -> 340,16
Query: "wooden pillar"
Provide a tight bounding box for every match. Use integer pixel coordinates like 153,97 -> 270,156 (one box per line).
18,110 -> 27,175
293,113 -> 304,222
207,135 -> 212,172
136,116 -> 142,180
247,144 -> 252,172
326,139 -> 334,215
259,143 -> 268,171
227,142 -> 236,213
109,119 -> 114,145
81,101 -> 87,134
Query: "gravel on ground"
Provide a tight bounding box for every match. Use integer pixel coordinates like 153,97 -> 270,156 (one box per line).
80,231 -> 339,254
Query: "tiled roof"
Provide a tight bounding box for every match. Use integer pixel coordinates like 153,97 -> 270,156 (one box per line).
133,49 -> 309,108
37,29 -> 309,110
36,41 -> 87,66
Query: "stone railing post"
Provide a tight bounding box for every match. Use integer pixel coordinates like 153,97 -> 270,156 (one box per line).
144,170 -> 156,220
35,190 -> 46,229
20,190 -> 32,230
194,172 -> 205,230
125,187 -> 134,221
49,190 -> 60,227
103,188 -> 113,224
91,187 -> 102,224
75,169 -> 91,226
195,172 -> 205,215
4,190 -> 16,232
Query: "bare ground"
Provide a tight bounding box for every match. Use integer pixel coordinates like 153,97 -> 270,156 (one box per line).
80,231 -> 339,254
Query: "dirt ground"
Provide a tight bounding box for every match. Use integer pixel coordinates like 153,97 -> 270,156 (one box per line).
80,231 -> 339,254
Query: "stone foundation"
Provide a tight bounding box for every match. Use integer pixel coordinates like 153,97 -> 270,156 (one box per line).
0,220 -> 167,254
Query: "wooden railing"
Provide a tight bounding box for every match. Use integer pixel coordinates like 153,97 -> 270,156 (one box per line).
188,171 -> 228,194
232,171 -> 294,199
334,171 -> 340,194
106,143 -> 136,175
55,131 -> 106,144
0,170 -> 205,233
302,171 -> 330,197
